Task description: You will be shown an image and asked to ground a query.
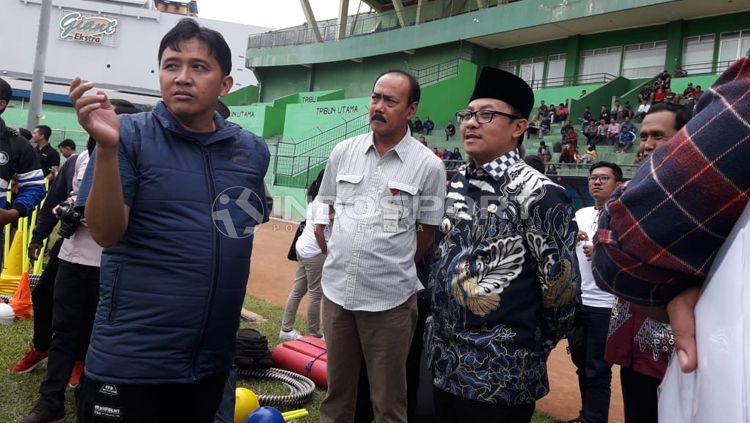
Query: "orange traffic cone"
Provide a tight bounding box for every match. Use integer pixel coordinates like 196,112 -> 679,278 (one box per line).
9,271 -> 33,320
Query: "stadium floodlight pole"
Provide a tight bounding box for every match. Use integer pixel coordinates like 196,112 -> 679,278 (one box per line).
27,0 -> 52,131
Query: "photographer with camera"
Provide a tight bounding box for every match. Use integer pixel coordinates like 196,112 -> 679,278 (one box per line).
19,100 -> 139,423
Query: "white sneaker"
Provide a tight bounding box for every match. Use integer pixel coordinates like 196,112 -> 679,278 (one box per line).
279,329 -> 302,341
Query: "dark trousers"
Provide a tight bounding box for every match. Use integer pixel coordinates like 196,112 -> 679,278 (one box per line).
37,259 -> 100,411
620,367 -> 660,423
354,293 -> 429,423
30,239 -> 63,352
432,387 -> 534,423
77,372 -> 228,423
568,305 -> 613,423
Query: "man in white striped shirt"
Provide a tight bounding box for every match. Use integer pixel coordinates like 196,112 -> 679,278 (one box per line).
316,70 -> 446,423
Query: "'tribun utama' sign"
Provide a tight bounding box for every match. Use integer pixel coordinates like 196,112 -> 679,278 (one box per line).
59,11 -> 119,46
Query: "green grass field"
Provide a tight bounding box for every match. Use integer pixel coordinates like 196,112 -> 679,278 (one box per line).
0,295 -> 558,422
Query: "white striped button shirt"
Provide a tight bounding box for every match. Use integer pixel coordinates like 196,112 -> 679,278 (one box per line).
316,130 -> 446,312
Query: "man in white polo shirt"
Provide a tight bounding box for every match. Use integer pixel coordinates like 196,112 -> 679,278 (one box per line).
316,69 -> 446,423
565,161 -> 623,423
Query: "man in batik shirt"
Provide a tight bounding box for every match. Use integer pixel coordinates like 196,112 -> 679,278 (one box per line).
425,67 -> 580,423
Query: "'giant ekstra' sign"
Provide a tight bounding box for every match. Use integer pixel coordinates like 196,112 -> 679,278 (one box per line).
59,11 -> 119,46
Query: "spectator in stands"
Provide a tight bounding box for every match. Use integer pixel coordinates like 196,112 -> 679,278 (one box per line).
527,116 -> 541,139
32,124 -> 60,179
442,148 -> 451,160
664,88 -> 677,103
444,120 -> 456,141
606,118 -> 620,145
433,147 -> 443,158
673,66 -> 687,78
537,141 -> 551,163
559,140 -> 578,164
621,101 -> 634,121
57,139 -> 76,159
638,85 -> 653,104
657,69 -> 671,89
583,143 -> 598,163
418,135 -> 428,146
595,119 -> 607,146
682,82 -> 696,98
583,118 -> 598,146
692,85 -> 704,101
611,100 -> 622,122
615,125 -> 636,153
620,115 -> 636,134
653,86 -> 665,103
637,100 -> 651,121
451,148 -> 462,161
540,113 -> 552,136
546,163 -> 558,175
548,104 -> 557,124
413,116 -> 424,134
537,100 -> 548,119
556,103 -> 569,122
564,124 -> 578,145
423,116 -> 435,135
598,105 -> 610,122
579,106 -> 593,128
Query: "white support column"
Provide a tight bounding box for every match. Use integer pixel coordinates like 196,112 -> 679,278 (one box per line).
299,0 -> 323,42
415,0 -> 426,24
337,0 -> 349,40
392,0 -> 407,27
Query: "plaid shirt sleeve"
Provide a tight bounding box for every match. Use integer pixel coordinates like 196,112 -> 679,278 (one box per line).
592,52 -> 750,307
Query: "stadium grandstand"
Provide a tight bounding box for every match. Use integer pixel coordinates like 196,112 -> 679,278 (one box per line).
235,0 -> 750,218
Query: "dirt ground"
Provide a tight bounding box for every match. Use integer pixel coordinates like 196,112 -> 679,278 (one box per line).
247,220 -> 624,422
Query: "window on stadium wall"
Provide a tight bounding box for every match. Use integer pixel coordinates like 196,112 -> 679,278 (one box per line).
719,30 -> 750,72
621,41 -> 667,79
519,57 -> 545,89
545,53 -> 566,87
682,35 -> 715,74
499,60 -> 518,76
579,47 -> 622,83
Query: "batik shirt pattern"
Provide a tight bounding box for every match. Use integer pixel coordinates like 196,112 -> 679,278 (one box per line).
425,149 -> 580,405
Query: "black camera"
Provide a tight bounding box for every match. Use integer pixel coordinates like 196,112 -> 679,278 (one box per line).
55,202 -> 83,239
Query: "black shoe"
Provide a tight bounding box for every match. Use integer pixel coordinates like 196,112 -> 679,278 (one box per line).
17,405 -> 64,423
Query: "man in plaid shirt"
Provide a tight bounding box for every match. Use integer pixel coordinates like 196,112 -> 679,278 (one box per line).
592,51 -> 750,373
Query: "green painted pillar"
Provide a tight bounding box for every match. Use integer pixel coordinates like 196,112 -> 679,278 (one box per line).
665,20 -> 684,72
564,35 -> 581,84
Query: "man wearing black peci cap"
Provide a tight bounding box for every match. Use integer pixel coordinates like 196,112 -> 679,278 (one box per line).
425,67 -> 580,423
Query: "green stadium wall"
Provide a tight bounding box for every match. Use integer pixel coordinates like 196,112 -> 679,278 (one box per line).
416,60 -> 478,129
221,85 -> 259,106
282,96 -> 369,143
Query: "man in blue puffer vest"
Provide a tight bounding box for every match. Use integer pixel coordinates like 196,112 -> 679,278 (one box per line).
67,19 -> 269,423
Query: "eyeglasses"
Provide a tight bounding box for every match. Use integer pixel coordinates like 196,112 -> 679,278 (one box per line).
456,110 -> 523,124
588,175 -> 612,182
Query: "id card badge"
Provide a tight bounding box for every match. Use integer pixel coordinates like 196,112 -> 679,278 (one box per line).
383,205 -> 400,233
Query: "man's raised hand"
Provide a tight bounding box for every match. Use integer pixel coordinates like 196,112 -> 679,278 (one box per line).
69,77 -> 120,149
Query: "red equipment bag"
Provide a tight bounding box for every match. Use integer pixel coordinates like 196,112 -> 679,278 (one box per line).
271,336 -> 328,389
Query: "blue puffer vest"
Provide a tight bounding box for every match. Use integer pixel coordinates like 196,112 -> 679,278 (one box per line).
84,102 -> 269,384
